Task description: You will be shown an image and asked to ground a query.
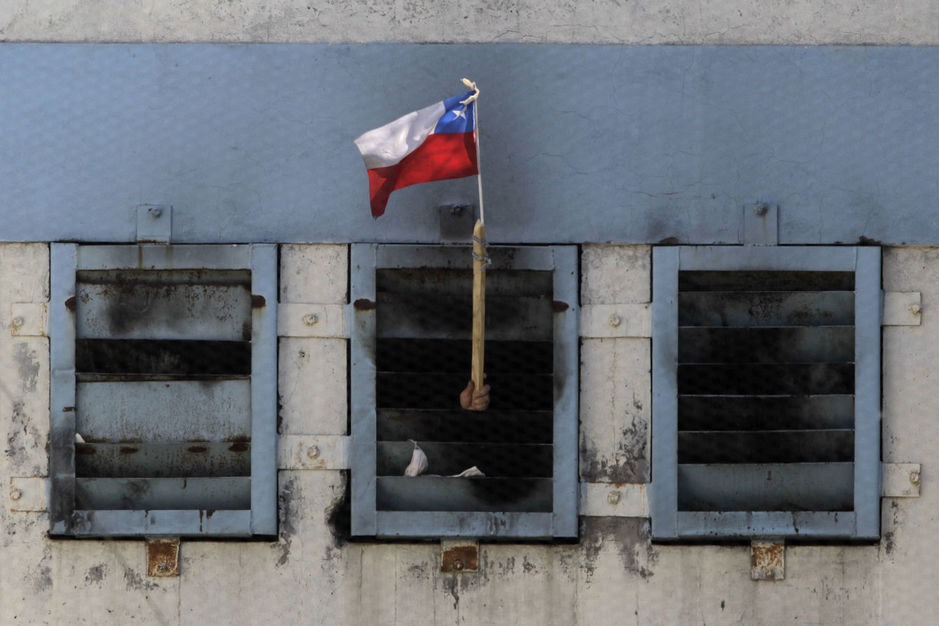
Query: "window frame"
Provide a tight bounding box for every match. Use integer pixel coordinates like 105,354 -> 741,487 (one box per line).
349,244 -> 579,539
49,243 -> 278,538
650,246 -> 881,541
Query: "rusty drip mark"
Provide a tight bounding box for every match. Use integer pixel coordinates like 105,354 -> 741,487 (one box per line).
63,406 -> 75,412
251,294 -> 266,308
64,296 -> 77,312
228,442 -> 249,453
353,298 -> 376,311
552,300 -> 569,313
119,446 -> 139,455
187,446 -> 208,453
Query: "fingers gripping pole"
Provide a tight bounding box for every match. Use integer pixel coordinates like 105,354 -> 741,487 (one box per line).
471,219 -> 487,390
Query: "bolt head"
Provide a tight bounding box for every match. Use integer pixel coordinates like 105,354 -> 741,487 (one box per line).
302,313 -> 319,326
149,208 -> 163,218
454,559 -> 464,570
307,445 -> 320,459
10,488 -> 22,501
607,490 -> 621,505
608,314 -> 622,328
11,316 -> 24,328
910,470 -> 921,485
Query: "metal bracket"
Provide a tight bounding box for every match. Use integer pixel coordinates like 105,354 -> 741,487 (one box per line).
9,477 -> 47,512
147,538 -> 180,577
751,540 -> 785,580
9,302 -> 48,337
882,462 -> 921,497
277,303 -> 347,338
441,540 -> 479,573
438,204 -> 475,242
883,292 -> 922,326
278,435 -> 350,470
136,205 -> 173,244
741,203 -> 779,246
580,482 -> 649,517
580,304 -> 651,338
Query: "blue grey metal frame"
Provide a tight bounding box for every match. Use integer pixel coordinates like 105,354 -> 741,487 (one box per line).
651,246 -> 881,540
350,244 -> 579,539
49,244 -> 278,537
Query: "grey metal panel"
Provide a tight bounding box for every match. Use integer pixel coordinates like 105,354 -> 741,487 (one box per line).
376,246 -> 556,271
67,510 -> 252,537
552,245 -> 579,538
854,247 -> 882,539
75,442 -> 251,478
75,279 -> 252,341
679,246 -> 858,271
249,244 -> 278,535
676,512 -> 857,540
5,46 -> 939,245
376,512 -> 554,539
677,463 -> 854,511
50,244 -> 78,534
377,477 -> 552,512
76,380 -> 251,442
350,244 -> 379,536
75,477 -> 251,510
77,245 -> 253,270
651,247 -> 680,539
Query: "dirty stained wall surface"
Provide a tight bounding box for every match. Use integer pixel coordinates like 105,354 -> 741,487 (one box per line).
1,242 -> 936,625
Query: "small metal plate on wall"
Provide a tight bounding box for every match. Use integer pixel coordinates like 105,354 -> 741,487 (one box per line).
441,540 -> 479,573
750,540 -> 785,580
147,538 -> 180,577
438,204 -> 474,242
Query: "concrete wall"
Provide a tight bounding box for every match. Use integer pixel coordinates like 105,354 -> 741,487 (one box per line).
3,0 -> 939,44
1,242 -> 935,624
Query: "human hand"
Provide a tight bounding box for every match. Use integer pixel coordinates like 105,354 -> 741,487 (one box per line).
459,379 -> 491,411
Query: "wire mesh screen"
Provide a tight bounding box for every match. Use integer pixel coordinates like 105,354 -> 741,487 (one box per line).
676,270 -> 856,512
374,267 -> 554,513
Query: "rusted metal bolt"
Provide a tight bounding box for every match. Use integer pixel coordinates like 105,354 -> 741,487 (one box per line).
453,559 -> 464,571
909,304 -> 922,316
607,490 -> 621,505
306,445 -> 320,460
755,204 -> 769,217
608,314 -> 622,328
10,488 -> 22,501
302,313 -> 319,326
11,316 -> 24,329
149,208 -> 163,218
157,562 -> 170,572
910,470 -> 921,485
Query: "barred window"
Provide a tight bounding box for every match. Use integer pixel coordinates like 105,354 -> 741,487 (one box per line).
651,246 -> 881,540
50,244 -> 277,537
350,244 -> 578,539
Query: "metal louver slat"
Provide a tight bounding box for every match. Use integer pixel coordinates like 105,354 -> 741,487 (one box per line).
75,477 -> 252,510
377,476 -> 553,512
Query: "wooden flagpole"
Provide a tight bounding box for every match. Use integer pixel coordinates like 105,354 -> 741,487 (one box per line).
463,79 -> 487,393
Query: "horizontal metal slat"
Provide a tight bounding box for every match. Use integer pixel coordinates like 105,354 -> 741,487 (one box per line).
76,339 -> 251,375
64,509 -> 253,537
76,272 -> 252,341
77,380 -> 251,442
75,477 -> 251,510
376,476 -> 553,512
377,268 -> 552,297
677,363 -> 854,395
679,271 -> 855,292
677,463 -> 854,511
678,327 -> 854,364
377,339 -> 552,374
376,293 -> 553,341
677,430 -> 854,463
678,395 -> 854,430
376,246 -> 555,271
75,442 -> 251,478
679,291 -> 854,327
377,442 -> 553,477
377,373 -> 553,411
378,409 -> 554,444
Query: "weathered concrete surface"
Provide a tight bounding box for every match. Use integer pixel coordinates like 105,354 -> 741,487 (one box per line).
2,242 -> 937,624
3,0 -> 939,44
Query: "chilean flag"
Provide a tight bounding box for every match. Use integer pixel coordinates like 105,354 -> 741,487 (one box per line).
354,91 -> 478,217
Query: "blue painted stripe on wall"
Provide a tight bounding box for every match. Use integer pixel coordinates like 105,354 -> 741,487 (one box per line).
1,44 -> 937,244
